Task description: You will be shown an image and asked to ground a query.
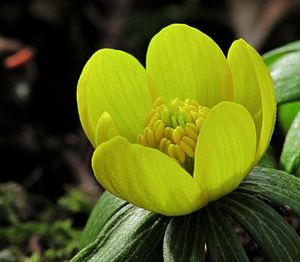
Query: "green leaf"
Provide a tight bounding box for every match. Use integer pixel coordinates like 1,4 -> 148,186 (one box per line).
257,147 -> 277,169
280,112 -> 300,176
72,205 -> 168,262
278,100 -> 300,133
202,204 -> 249,262
220,193 -> 300,262
163,212 -> 205,262
268,51 -> 300,104
238,167 -> 300,215
79,191 -> 127,249
263,40 -> 300,67
263,41 -> 300,128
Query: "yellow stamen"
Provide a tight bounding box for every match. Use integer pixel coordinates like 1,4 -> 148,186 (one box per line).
195,117 -> 205,130
168,144 -> 176,159
173,126 -> 185,145
137,96 -> 210,172
174,144 -> 185,163
154,120 -> 165,142
180,136 -> 196,158
144,127 -> 155,147
148,112 -> 160,129
159,137 -> 168,152
164,127 -> 173,141
184,124 -> 198,141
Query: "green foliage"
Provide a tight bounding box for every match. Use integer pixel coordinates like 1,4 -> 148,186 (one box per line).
257,147 -> 277,169
221,193 -> 300,262
278,101 -> 300,134
72,166 -> 300,261
58,186 -> 94,214
239,167 -> 300,216
163,212 -> 205,262
263,40 -> 300,68
0,182 -> 29,225
0,181 -> 94,261
268,51 -> 300,104
72,204 -> 169,262
203,204 -> 248,262
280,112 -> 300,176
0,220 -> 78,244
263,40 -> 300,133
0,220 -> 80,261
79,191 -> 127,249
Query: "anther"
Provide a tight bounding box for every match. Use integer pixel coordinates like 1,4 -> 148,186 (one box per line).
174,144 -> 185,163
152,96 -> 165,108
191,112 -> 199,122
184,124 -> 198,141
164,139 -> 172,154
164,127 -> 173,141
137,134 -> 147,147
180,136 -> 196,158
144,127 -> 155,147
173,126 -> 185,145
168,144 -> 176,159
154,120 -> 165,142
195,117 -> 205,130
137,96 -> 210,172
159,138 -> 168,152
148,112 -> 160,129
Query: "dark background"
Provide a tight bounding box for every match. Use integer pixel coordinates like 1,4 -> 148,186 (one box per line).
0,0 -> 299,260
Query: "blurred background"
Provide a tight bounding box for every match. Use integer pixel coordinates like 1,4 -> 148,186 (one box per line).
0,0 -> 299,261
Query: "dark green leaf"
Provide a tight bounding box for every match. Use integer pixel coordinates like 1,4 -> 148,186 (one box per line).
257,147 -> 277,169
238,167 -> 300,215
163,212 -> 205,262
263,40 -> 300,67
79,191 -> 127,249
268,51 -> 300,104
202,204 -> 248,262
220,193 -> 300,262
280,112 -> 300,176
72,205 -> 168,262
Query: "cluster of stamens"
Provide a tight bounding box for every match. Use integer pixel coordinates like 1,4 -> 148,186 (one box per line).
137,96 -> 210,171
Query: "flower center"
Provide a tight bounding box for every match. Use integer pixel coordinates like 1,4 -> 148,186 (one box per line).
137,96 -> 210,172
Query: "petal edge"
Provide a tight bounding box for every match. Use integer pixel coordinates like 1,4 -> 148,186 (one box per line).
146,24 -> 233,106
92,136 -> 208,216
194,102 -> 257,201
77,49 -> 152,146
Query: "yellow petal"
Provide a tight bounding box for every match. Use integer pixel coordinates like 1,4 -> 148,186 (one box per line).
95,111 -> 118,146
194,102 -> 256,201
227,39 -> 276,162
92,136 -> 208,216
146,24 -> 233,107
77,49 -> 152,147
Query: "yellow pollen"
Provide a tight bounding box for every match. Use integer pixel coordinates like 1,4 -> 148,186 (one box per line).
137,96 -> 210,172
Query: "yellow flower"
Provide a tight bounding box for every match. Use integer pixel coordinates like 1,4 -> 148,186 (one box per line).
77,24 -> 276,216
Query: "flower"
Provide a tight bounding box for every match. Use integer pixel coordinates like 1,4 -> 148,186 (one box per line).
77,24 -> 276,216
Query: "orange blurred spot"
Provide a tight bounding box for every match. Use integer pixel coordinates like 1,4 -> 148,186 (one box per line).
4,47 -> 34,69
